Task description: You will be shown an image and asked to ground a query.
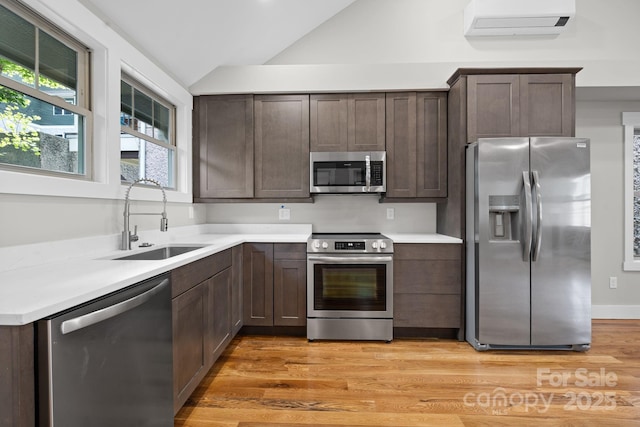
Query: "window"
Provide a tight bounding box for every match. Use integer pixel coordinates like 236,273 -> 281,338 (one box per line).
120,76 -> 175,188
623,112 -> 640,271
0,0 -> 90,177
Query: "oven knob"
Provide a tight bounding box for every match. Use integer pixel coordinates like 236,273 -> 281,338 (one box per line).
313,241 -> 320,249
321,241 -> 329,249
380,241 -> 387,249
372,241 -> 379,249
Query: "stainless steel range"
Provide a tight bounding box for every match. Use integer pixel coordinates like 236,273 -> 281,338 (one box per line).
307,233 -> 393,342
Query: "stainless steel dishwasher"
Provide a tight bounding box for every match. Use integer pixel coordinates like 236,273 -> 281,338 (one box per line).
37,273 -> 173,427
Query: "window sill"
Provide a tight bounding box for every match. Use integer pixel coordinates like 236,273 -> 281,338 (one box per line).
0,168 -> 192,203
623,260 -> 640,272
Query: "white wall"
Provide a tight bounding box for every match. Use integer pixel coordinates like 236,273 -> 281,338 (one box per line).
576,101 -> 640,317
0,194 -> 207,247
191,0 -> 640,93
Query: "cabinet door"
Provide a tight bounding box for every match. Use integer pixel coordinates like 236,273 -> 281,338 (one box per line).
172,283 -> 207,413
310,94 -> 348,152
231,245 -> 243,336
242,243 -> 274,326
194,95 -> 254,199
209,268 -> 232,362
416,92 -> 448,197
273,243 -> 307,327
520,74 -> 575,137
467,75 -> 520,142
254,95 -> 310,198
385,92 -> 417,198
347,93 -> 386,151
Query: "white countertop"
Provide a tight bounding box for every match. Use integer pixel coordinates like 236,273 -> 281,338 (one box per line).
384,233 -> 463,244
0,225 -> 460,326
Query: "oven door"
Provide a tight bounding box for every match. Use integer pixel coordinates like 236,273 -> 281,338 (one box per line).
307,254 -> 393,319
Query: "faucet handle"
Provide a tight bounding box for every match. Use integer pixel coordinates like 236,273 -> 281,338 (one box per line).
131,225 -> 139,242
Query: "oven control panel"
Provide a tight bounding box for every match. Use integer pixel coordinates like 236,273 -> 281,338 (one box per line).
307,234 -> 393,254
335,241 -> 365,250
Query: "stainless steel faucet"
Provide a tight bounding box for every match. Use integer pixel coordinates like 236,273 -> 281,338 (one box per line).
121,178 -> 169,250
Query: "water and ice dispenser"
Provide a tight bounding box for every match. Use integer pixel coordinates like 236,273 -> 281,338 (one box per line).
488,195 -> 520,241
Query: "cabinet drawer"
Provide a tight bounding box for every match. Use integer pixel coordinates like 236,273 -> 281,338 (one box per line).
171,249 -> 232,298
394,294 -> 461,328
274,243 -> 306,260
394,259 -> 461,294
394,243 -> 461,260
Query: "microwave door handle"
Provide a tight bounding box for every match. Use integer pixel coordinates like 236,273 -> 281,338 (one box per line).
365,155 -> 371,192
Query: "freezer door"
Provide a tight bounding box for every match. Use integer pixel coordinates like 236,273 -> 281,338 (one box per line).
476,138 -> 532,345
530,137 -> 591,345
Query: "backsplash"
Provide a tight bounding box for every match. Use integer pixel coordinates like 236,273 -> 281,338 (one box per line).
206,195 -> 437,233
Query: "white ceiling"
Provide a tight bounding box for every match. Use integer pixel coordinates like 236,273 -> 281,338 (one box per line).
79,0 -> 355,89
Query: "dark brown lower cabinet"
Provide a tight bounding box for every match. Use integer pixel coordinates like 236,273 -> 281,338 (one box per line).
273,244 -> 307,326
171,249 -> 233,414
0,325 -> 35,427
243,243 -> 306,327
393,244 -> 462,333
172,282 -> 207,414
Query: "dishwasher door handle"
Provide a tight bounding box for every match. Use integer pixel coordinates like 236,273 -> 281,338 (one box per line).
60,278 -> 169,335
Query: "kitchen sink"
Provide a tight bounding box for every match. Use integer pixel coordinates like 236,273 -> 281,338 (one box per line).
110,245 -> 207,261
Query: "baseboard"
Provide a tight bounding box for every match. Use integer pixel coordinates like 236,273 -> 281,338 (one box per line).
592,305 -> 640,319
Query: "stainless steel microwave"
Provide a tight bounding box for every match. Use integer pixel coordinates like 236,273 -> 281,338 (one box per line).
310,151 -> 386,194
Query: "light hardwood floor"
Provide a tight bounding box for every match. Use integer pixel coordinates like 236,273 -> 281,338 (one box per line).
175,320 -> 640,426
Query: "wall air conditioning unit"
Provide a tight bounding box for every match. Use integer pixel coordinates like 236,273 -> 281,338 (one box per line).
464,0 -> 575,36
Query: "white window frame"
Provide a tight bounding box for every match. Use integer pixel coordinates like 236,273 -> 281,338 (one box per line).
120,74 -> 177,189
622,112 -> 640,271
0,0 -> 92,179
0,0 -> 193,204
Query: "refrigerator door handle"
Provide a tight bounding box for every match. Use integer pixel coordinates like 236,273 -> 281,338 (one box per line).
522,171 -> 533,262
532,170 -> 543,262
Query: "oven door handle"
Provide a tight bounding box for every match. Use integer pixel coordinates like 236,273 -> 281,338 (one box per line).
307,255 -> 393,263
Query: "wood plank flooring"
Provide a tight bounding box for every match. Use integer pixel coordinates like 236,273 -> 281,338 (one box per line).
175,320 -> 640,426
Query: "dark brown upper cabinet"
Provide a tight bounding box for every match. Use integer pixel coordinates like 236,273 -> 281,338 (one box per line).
385,92 -> 447,199
310,93 -> 385,152
310,94 -> 348,152
465,71 -> 576,143
254,94 -> 310,199
193,95 -> 254,200
519,73 -> 575,137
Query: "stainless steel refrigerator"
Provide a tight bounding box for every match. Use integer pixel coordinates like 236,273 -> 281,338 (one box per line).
466,137 -> 591,351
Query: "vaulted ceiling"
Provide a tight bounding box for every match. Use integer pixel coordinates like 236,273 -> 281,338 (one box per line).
79,0 -> 355,88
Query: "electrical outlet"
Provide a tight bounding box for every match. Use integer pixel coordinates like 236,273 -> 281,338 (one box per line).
609,276 -> 618,289
278,208 -> 290,220
386,208 -> 395,220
